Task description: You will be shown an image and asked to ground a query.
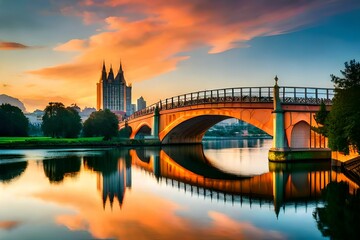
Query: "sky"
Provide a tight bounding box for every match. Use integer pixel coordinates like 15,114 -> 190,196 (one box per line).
1,0 -> 360,112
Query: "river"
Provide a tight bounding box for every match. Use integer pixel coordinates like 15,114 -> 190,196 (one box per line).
0,139 -> 359,239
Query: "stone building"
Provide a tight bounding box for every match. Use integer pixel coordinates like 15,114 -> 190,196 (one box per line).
96,62 -> 132,115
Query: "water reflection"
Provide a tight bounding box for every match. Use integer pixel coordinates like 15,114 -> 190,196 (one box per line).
130,145 -> 332,217
31,145 -> 340,216
83,150 -> 132,209
0,161 -> 27,183
0,141 -> 359,240
203,138 -> 269,149
269,161 -> 331,217
313,181 -> 360,239
43,156 -> 81,183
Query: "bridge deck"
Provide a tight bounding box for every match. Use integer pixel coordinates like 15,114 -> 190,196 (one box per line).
127,86 -> 334,120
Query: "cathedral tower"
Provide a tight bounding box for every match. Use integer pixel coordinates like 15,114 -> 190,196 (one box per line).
96,61 -> 132,115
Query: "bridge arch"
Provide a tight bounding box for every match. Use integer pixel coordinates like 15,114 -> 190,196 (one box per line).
160,108 -> 273,144
162,115 -> 230,144
132,122 -> 152,139
290,121 -> 310,148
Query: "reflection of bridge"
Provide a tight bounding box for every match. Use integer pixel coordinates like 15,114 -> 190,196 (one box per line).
130,146 -> 332,216
120,79 -> 334,161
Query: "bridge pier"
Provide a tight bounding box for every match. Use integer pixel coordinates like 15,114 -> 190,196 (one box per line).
149,105 -> 160,142
268,76 -> 331,162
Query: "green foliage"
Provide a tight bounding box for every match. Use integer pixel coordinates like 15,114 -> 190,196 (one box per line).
41,102 -> 82,138
83,109 -> 119,140
118,122 -> 132,138
28,123 -> 43,136
327,87 -> 360,154
0,104 -> 29,136
331,59 -> 360,89
313,181 -> 360,239
314,101 -> 329,125
0,136 -> 103,144
326,60 -> 360,154
312,101 -> 329,137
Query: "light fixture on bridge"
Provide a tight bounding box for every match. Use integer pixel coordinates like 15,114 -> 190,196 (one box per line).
274,75 -> 278,85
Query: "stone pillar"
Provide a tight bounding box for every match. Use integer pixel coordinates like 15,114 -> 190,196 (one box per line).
272,76 -> 288,149
269,76 -> 331,161
151,105 -> 160,139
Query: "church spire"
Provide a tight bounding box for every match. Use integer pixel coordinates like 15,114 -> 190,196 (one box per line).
119,60 -> 123,73
101,61 -> 107,81
108,64 -> 114,82
102,60 -> 106,72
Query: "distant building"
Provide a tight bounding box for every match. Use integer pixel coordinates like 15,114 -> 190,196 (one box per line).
137,96 -> 146,111
80,107 -> 96,122
131,104 -> 136,114
96,62 -> 132,116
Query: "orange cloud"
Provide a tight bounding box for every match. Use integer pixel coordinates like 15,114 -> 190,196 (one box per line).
0,41 -> 31,50
54,39 -> 88,52
26,1 -> 352,109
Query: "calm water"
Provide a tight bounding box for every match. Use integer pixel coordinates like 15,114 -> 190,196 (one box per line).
0,139 -> 359,240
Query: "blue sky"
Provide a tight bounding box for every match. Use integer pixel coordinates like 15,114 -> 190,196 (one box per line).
1,0 -> 360,111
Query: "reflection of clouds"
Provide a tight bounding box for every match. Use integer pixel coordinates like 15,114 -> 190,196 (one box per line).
37,175 -> 284,240
204,147 -> 268,176
0,221 -> 21,230
208,211 -> 284,240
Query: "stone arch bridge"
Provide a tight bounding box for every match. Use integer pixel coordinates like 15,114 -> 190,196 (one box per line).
120,82 -> 334,161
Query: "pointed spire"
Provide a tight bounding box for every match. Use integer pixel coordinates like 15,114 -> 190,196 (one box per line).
120,60 -> 123,72
102,60 -> 106,72
101,61 -> 107,81
108,64 -> 115,81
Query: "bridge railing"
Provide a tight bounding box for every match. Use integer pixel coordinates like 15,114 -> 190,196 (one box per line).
126,86 -> 334,120
280,87 -> 334,105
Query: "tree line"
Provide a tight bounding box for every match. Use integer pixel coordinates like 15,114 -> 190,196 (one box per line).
0,102 -> 131,140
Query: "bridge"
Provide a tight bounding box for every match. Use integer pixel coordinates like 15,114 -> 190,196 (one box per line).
120,77 -> 334,161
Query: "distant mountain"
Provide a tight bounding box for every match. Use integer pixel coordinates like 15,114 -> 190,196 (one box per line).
0,94 -> 26,112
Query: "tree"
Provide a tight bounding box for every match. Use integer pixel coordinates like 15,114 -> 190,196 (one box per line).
331,59 -> 360,89
42,102 -> 82,138
83,109 -> 119,140
0,104 -> 29,136
326,87 -> 360,154
118,122 -> 132,138
63,106 -> 82,138
312,101 -> 329,137
326,60 -> 360,154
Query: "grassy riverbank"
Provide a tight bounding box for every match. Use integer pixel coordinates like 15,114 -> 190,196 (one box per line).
0,136 -> 160,149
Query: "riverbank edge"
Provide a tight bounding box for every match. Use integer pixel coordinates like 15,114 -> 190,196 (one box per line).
0,136 -> 274,150
0,139 -> 163,149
